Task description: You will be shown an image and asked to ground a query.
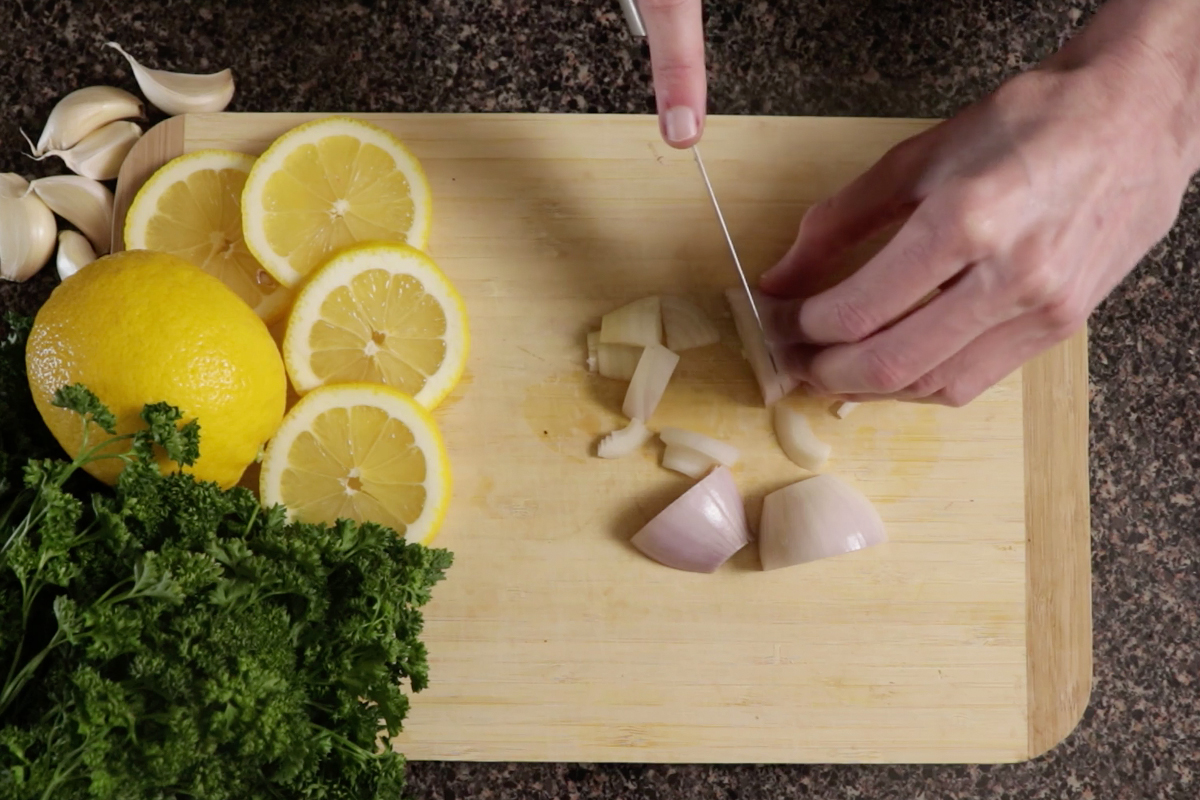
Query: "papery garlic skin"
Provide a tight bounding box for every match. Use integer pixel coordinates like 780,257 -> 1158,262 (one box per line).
37,120 -> 142,181
0,174 -> 57,282
30,175 -> 115,255
56,230 -> 98,281
32,85 -> 144,155
106,42 -> 235,115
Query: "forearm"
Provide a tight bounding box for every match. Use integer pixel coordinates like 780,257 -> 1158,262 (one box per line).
1052,0 -> 1200,174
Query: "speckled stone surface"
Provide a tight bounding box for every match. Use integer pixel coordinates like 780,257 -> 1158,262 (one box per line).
3,1 -> 1199,797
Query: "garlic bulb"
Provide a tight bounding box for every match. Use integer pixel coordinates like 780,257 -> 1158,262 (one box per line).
56,230 -> 97,281
30,175 -> 115,254
0,174 -> 57,282
35,120 -> 142,181
106,42 -> 235,115
29,85 -> 144,155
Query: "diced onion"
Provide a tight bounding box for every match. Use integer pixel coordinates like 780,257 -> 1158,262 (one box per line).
600,296 -> 662,347
631,466 -> 750,573
658,427 -> 739,466
660,443 -> 715,479
759,475 -> 887,570
724,287 -> 798,406
834,401 -> 859,419
773,405 -> 831,470
661,295 -> 720,351
597,343 -> 643,381
586,331 -> 599,373
622,343 -> 679,421
596,418 -> 653,459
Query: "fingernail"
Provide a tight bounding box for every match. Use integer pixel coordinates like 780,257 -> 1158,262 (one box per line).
663,106 -> 698,144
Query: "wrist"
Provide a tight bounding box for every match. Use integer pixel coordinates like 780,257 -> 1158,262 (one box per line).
1052,0 -> 1200,175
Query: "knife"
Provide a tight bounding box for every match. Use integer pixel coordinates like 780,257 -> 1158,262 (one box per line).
618,0 -> 778,369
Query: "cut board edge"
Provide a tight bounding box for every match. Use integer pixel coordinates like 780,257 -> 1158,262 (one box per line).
112,112 -> 1093,763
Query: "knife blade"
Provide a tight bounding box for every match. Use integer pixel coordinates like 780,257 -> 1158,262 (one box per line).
691,145 -> 778,373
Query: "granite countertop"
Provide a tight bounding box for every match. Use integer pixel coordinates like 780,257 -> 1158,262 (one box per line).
3,1 -> 1198,797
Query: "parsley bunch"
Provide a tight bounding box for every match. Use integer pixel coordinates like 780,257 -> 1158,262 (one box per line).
0,316 -> 452,800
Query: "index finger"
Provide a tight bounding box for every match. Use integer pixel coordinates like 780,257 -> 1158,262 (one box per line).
639,0 -> 707,148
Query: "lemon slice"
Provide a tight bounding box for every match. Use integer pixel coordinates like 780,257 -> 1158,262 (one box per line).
282,241 -> 469,409
241,117 -> 432,288
259,383 -> 451,543
123,149 -> 293,322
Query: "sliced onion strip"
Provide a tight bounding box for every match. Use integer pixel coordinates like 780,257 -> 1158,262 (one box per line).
834,401 -> 859,419
661,295 -> 720,351
658,427 -> 739,466
631,466 -> 750,573
773,405 -> 831,470
596,418 -> 653,459
759,475 -> 887,570
600,296 -> 662,347
586,331 -> 599,372
725,287 -> 798,406
597,343 -> 643,380
622,343 -> 679,421
660,443 -> 715,479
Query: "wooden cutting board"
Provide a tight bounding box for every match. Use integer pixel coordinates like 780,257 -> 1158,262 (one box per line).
114,113 -> 1091,764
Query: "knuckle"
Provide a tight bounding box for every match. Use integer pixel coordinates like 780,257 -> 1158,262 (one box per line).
1010,259 -> 1066,310
1040,287 -> 1088,335
860,349 -> 910,394
904,372 -> 943,398
939,381 -> 981,408
950,187 -> 1003,253
817,296 -> 876,343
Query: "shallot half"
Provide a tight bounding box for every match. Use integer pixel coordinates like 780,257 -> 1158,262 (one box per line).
759,475 -> 887,570
725,287 -> 798,406
631,466 -> 750,573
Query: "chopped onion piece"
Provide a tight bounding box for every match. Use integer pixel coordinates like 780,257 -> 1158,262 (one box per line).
598,343 -> 643,380
659,427 -> 739,467
661,295 -> 720,351
660,443 -> 715,479
773,405 -> 831,470
622,343 -> 679,421
586,331 -> 599,372
759,475 -> 887,570
600,296 -> 662,347
724,287 -> 799,406
631,466 -> 750,573
834,401 -> 859,419
597,417 -> 653,459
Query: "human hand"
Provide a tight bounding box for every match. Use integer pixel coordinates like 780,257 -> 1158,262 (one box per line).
639,0 -> 706,148
760,0 -> 1200,406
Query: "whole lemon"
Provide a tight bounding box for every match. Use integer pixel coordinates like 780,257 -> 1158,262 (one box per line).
26,250 -> 287,488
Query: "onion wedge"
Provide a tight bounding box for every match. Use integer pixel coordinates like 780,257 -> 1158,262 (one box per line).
724,287 -> 798,406
600,296 -> 662,347
759,475 -> 887,570
661,295 -> 720,351
597,418 -> 653,459
773,405 -> 831,470
631,466 -> 750,573
622,343 -> 679,421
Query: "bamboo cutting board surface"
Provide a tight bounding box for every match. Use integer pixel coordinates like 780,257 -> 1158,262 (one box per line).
114,113 -> 1091,764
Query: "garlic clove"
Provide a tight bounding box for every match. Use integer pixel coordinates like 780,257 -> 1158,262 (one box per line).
0,174 -> 57,282
30,85 -> 144,156
56,230 -> 98,282
36,120 -> 142,181
30,175 -> 115,255
106,42 -> 235,115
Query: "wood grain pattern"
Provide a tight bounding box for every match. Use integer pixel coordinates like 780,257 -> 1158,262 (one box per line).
115,113 -> 1091,763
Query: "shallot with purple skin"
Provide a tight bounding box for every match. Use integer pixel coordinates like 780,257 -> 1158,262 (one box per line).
631,466 -> 750,573
759,475 -> 887,570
